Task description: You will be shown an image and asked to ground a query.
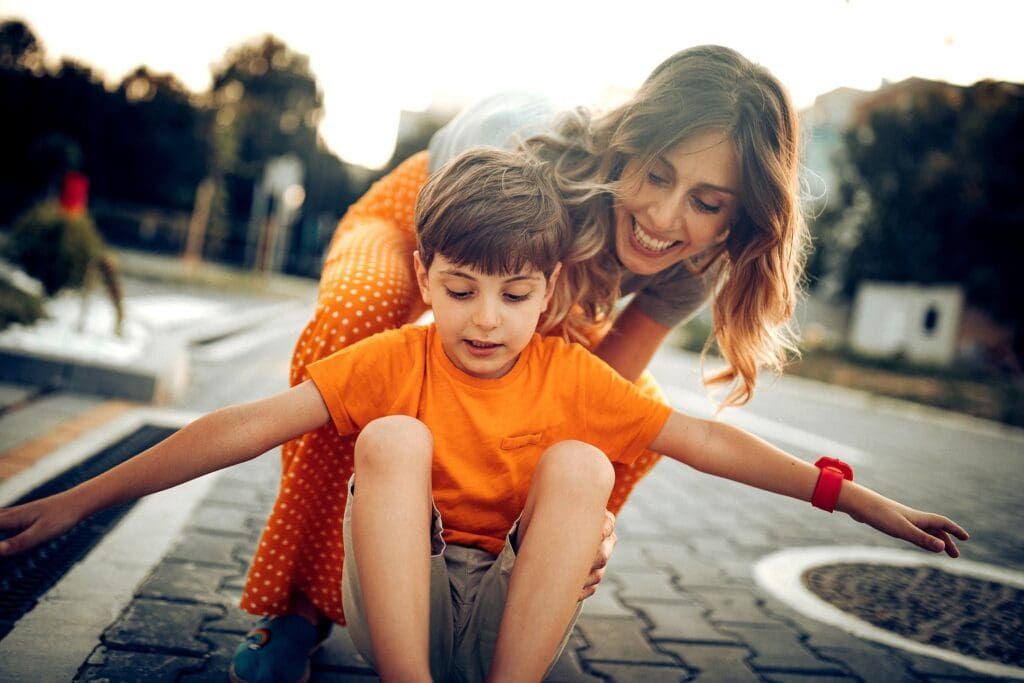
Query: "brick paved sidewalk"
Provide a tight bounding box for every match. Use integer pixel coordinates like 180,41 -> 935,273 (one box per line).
53,447 -> 1009,683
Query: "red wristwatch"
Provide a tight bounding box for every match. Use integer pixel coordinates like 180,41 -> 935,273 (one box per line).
811,456 -> 854,513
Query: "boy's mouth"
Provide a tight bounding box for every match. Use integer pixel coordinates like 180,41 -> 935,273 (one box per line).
464,339 -> 502,356
465,339 -> 501,349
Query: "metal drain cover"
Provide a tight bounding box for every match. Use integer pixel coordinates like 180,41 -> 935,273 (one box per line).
755,546 -> 1024,680
804,562 -> 1022,668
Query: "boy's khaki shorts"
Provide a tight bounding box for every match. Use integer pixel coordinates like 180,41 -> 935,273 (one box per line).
341,477 -> 581,682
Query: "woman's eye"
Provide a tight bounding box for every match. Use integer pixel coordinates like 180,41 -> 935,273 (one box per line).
647,171 -> 669,186
692,196 -> 721,214
445,289 -> 473,300
504,293 -> 530,303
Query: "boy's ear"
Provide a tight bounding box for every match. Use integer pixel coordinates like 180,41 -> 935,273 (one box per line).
413,251 -> 432,306
542,262 -> 562,312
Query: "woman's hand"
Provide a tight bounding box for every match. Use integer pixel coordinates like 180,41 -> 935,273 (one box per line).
839,484 -> 969,557
0,490 -> 85,556
579,510 -> 617,600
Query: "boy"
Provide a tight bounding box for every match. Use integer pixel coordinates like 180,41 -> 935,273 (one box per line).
0,149 -> 968,683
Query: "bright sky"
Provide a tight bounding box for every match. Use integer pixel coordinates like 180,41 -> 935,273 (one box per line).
2,0 -> 1020,169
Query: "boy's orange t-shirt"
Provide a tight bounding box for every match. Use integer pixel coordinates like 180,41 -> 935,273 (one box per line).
307,324 -> 673,556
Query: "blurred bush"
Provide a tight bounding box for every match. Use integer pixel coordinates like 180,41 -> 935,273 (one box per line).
2,201 -> 123,334
0,277 -> 45,330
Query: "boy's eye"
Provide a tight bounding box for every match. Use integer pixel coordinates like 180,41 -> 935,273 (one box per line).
445,288 -> 473,300
692,196 -> 721,214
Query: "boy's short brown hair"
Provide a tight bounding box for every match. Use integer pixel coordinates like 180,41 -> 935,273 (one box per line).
415,148 -> 570,278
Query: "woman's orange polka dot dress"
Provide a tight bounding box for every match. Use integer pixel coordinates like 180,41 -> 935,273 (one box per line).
239,151 -> 666,625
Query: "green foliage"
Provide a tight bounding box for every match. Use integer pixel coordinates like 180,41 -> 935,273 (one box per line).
4,202 -> 104,295
0,278 -> 45,330
811,78 -> 1024,338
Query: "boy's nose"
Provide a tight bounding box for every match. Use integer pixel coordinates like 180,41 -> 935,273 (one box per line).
472,302 -> 500,330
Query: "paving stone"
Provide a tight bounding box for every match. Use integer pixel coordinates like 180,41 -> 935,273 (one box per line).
177,630 -> 239,683
717,623 -> 846,675
165,531 -> 250,567
0,382 -> 33,410
658,642 -> 762,683
0,392 -> 102,452
816,646 -> 922,682
76,646 -> 206,682
545,640 -> 605,683
762,674 -> 853,683
188,504 -> 259,536
611,566 -> 687,603
585,662 -> 691,683
606,539 -> 658,571
629,598 -> 736,644
202,606 -> 259,634
903,650 -> 1000,678
199,480 -> 273,509
581,579 -> 636,618
687,587 -> 784,626
576,615 -> 678,666
135,559 -> 239,604
641,543 -> 730,587
102,598 -> 223,656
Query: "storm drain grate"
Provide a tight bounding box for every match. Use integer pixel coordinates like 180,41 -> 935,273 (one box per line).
804,563 -> 1024,668
0,425 -> 177,641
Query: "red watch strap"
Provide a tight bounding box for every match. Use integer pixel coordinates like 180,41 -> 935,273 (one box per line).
811,456 -> 854,513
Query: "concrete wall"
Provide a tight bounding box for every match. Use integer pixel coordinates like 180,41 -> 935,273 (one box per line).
849,282 -> 964,366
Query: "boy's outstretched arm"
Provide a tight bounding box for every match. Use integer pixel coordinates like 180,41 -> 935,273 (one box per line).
0,380 -> 329,556
649,411 -> 969,557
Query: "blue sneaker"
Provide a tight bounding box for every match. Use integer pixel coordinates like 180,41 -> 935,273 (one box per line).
228,615 -> 332,683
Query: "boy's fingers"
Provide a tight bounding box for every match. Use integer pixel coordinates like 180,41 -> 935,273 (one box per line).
601,511 -> 616,538
947,520 -> 970,541
0,527 -> 36,556
935,529 -> 960,558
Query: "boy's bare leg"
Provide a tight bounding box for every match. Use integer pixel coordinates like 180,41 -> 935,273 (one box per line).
488,441 -> 614,682
352,416 -> 434,682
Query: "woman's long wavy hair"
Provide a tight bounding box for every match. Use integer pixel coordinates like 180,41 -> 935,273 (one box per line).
524,44 -> 809,407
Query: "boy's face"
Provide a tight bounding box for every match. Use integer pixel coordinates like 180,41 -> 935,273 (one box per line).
414,252 -> 560,379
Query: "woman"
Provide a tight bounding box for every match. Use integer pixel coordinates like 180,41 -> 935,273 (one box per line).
230,44 -> 808,683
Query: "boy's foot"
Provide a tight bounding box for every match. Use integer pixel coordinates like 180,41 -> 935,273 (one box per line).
228,614 -> 332,683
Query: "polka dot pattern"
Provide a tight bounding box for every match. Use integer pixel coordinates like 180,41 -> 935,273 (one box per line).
238,150 -> 666,625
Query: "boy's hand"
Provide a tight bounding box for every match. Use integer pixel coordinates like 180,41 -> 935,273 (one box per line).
579,510 -> 616,601
839,484 -> 969,557
0,492 -> 84,556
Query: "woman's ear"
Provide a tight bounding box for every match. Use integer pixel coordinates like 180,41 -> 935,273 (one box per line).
413,251 -> 432,306
542,262 -> 562,311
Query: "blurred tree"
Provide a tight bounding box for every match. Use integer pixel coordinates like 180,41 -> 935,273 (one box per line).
209,34 -> 354,273
810,78 -> 1024,359
102,67 -> 212,210
0,19 -> 43,72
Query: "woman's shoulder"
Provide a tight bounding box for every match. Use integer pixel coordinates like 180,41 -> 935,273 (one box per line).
428,92 -> 560,171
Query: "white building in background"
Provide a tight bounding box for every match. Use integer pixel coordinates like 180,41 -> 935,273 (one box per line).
247,154 -> 305,273
848,282 -> 964,366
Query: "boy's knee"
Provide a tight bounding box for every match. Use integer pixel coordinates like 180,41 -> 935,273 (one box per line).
536,441 -> 615,496
355,416 -> 433,470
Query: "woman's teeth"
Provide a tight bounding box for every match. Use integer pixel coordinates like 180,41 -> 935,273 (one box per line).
632,219 -> 677,252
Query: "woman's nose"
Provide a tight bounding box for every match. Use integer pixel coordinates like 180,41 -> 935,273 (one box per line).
649,199 -> 684,234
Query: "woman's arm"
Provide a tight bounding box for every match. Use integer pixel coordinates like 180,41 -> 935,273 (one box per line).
593,303 -> 672,382
0,381 -> 330,555
649,411 -> 969,556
